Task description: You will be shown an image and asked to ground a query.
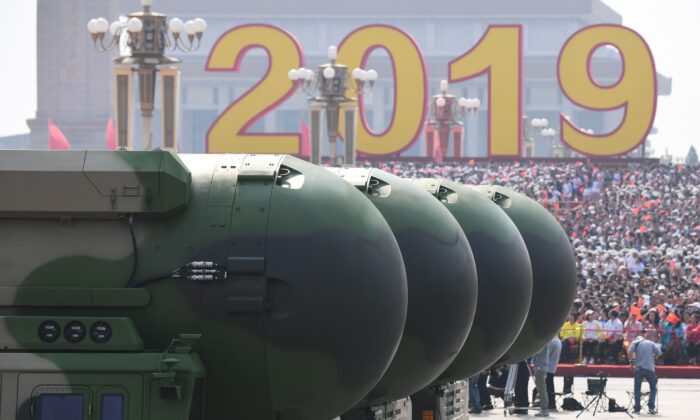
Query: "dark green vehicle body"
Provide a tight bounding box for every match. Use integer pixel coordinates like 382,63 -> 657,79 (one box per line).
0,151 -> 409,420
475,185 -> 577,364
0,150 -> 575,420
329,169 -> 478,410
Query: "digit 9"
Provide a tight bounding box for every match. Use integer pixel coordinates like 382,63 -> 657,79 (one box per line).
558,24 -> 657,156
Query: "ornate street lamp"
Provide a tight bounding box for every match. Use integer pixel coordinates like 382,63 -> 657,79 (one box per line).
523,117 -> 557,158
88,0 -> 206,150
289,46 -> 377,166
425,80 -> 479,159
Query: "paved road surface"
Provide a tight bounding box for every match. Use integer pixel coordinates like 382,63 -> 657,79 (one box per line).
471,377 -> 699,420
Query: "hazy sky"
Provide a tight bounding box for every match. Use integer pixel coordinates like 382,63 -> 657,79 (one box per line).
1,1 -> 698,157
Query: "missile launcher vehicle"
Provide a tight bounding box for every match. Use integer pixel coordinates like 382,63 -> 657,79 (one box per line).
0,150 -> 576,420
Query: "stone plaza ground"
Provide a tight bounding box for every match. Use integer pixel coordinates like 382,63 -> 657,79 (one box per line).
470,377 -> 700,419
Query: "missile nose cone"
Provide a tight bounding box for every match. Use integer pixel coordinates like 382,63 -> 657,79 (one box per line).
412,179 -> 532,382
332,169 -> 477,406
475,185 -> 577,364
262,157 -> 408,418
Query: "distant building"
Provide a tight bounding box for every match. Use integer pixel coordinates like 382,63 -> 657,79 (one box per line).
30,0 -> 671,157
0,133 -> 30,149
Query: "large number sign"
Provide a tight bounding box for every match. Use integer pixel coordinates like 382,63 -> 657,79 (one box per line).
206,23 -> 657,157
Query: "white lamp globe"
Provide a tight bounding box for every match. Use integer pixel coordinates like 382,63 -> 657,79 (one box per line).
87,19 -> 98,34
458,97 -> 468,108
288,69 -> 299,81
169,18 -> 184,34
184,20 -> 197,36
109,21 -> 121,36
327,46 -> 337,60
323,67 -> 336,79
95,18 -> 109,33
193,18 -> 207,33
541,118 -> 549,127
436,97 -> 446,108
440,80 -> 448,92
87,19 -> 97,34
473,98 -> 481,108
352,68 -> 364,80
304,69 -> 315,80
366,69 -> 378,82
141,0 -> 154,7
127,17 -> 143,33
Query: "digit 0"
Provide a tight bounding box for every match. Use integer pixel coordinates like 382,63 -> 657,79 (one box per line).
337,25 -> 427,156
449,26 -> 523,157
558,24 -> 657,156
206,24 -> 303,153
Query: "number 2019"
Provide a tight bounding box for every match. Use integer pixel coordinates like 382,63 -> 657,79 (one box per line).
206,23 -> 656,157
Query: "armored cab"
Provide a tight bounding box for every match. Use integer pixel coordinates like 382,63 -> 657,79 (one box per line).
475,185 -> 577,364
330,168 -> 478,416
0,151 -> 408,420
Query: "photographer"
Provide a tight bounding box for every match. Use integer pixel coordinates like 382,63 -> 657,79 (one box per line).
629,331 -> 661,415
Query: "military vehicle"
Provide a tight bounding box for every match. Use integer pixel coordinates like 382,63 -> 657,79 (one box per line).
0,150 -> 576,420
0,151 -> 409,420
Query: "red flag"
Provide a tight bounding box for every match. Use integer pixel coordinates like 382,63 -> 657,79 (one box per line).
48,118 -> 70,150
299,119 -> 310,158
468,159 -> 475,166
106,118 -> 117,151
433,131 -> 443,163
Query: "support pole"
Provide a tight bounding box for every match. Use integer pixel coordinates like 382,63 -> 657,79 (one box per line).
310,104 -> 322,165
160,66 -> 180,152
113,66 -> 134,150
343,104 -> 357,167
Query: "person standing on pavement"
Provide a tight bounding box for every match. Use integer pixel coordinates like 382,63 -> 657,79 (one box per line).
629,330 -> 661,415
468,373 -> 481,414
546,336 -> 562,411
533,343 -> 550,417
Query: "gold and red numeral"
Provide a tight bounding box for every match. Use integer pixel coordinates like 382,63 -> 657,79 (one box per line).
337,25 -> 427,156
449,26 -> 523,157
558,25 -> 657,156
206,24 -> 303,153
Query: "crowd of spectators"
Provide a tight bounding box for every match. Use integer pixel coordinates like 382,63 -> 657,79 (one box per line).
365,159 -> 700,365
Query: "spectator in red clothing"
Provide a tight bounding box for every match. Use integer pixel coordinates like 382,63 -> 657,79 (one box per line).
686,314 -> 700,365
643,308 -> 662,343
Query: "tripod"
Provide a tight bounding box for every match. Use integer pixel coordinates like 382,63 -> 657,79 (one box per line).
576,375 -> 632,418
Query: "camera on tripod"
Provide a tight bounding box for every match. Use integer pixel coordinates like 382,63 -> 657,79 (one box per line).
586,372 -> 608,395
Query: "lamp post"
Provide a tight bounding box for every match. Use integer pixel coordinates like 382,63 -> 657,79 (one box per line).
87,0 -> 206,151
289,46 -> 376,166
425,80 -> 479,159
523,117 -> 559,158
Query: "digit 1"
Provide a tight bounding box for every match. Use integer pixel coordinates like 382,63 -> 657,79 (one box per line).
449,25 -> 523,157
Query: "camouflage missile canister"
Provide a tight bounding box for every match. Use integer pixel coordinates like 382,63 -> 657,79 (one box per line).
411,179 -> 532,381
0,150 -> 408,420
329,168 -> 478,411
475,185 -> 577,364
